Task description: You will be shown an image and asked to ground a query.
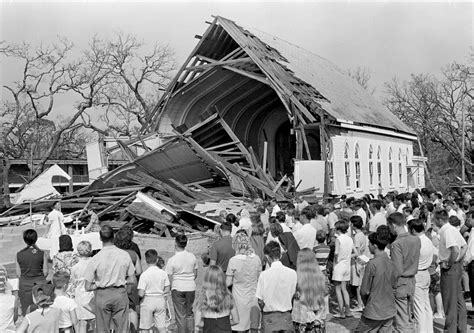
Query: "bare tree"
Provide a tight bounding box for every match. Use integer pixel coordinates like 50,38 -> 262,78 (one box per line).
1,34 -> 175,207
0,38 -> 113,206
384,59 -> 473,188
347,66 -> 376,94
81,34 -> 176,136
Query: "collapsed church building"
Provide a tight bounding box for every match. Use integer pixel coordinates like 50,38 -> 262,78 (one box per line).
0,16 -> 427,244
144,16 -> 426,196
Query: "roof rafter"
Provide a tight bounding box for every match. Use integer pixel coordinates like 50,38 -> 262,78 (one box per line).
186,57 -> 253,72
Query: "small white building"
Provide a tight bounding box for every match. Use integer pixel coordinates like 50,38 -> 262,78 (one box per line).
145,16 -> 426,197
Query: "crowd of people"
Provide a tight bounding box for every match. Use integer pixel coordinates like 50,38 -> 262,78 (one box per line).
0,188 -> 473,333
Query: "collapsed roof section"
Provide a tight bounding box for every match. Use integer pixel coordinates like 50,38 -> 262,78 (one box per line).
146,16 -> 414,139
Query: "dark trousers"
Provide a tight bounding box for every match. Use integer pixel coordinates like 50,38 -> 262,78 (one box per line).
262,311 -> 293,333
393,276 -> 415,333
172,289 -> 195,333
354,315 -> 394,332
94,287 -> 129,333
440,263 -> 467,333
467,261 -> 474,308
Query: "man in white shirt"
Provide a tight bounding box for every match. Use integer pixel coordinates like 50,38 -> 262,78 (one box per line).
396,194 -> 407,214
46,201 -> 66,239
327,204 -> 339,234
293,206 -> 317,249
444,200 -> 457,218
434,209 -> 467,332
385,193 -> 397,217
310,205 -> 329,234
353,200 -> 367,227
369,200 -> 387,233
464,212 -> 474,312
409,219 -> 434,333
270,198 -> 281,217
453,199 -> 466,225
256,241 -> 297,332
165,234 -> 198,333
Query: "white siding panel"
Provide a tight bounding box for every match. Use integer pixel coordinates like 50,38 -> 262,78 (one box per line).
329,129 -> 416,196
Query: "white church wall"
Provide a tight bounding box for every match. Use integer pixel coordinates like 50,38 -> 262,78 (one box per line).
329,129 -> 422,196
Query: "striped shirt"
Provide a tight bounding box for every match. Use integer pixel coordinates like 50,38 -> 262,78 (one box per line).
313,244 -> 330,270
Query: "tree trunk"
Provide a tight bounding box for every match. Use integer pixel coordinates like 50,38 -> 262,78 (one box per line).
29,102 -> 91,180
2,158 -> 12,209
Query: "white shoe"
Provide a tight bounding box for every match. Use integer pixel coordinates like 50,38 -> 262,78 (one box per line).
433,312 -> 445,319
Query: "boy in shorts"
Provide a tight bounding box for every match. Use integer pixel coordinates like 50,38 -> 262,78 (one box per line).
138,249 -> 171,333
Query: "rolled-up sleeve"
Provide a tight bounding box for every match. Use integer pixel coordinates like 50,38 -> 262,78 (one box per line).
360,261 -> 374,299
390,242 -> 403,278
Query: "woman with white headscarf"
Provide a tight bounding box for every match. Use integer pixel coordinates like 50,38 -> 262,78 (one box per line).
238,209 -> 252,237
226,232 -> 262,332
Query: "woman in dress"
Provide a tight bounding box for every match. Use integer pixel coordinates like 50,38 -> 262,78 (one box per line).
238,209 -> 252,236
292,249 -> 327,332
70,241 -> 95,333
16,229 -> 48,314
332,220 -> 357,319
49,235 -> 79,296
0,266 -> 17,333
195,265 -> 239,332
226,232 -> 262,333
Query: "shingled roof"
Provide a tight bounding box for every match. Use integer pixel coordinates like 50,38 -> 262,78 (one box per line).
216,16 -> 413,134
148,16 -> 414,137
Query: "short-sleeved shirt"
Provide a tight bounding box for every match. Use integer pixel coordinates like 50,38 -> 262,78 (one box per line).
209,236 -> 235,272
310,216 -> 328,234
84,245 -> 134,288
256,261 -> 297,312
313,244 -> 330,269
52,295 -> 77,328
353,231 -> 369,257
369,212 -> 387,233
293,223 -> 316,249
360,252 -> 397,320
26,307 -> 60,332
355,208 -> 367,226
418,234 -> 434,270
438,223 -> 467,262
327,211 -> 339,230
138,266 -> 170,297
165,250 -> 198,292
47,209 -> 66,239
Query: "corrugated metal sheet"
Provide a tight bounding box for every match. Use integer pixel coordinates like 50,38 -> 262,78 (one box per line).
216,16 -> 414,135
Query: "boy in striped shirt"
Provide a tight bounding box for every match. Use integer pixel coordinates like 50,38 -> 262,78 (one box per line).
313,230 -> 330,272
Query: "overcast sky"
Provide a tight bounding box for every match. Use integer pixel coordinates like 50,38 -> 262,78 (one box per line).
1,1 -> 472,118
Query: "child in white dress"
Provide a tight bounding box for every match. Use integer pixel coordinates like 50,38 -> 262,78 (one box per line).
332,220 -> 357,318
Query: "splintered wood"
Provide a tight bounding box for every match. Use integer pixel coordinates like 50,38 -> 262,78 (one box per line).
194,199 -> 254,217
1,113 -> 309,235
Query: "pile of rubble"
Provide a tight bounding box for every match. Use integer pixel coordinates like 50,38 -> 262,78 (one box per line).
0,113 -> 315,235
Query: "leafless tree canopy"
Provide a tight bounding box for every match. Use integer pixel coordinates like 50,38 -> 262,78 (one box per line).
1,35 -> 176,207
81,34 -> 176,136
384,58 -> 473,187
